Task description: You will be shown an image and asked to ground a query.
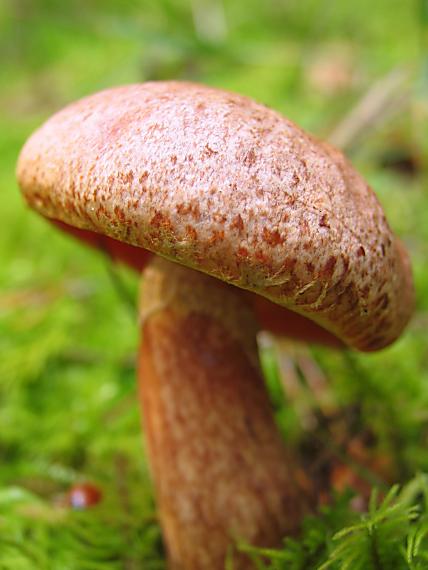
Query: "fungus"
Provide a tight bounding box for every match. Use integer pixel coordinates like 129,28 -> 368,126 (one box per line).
17,81 -> 414,569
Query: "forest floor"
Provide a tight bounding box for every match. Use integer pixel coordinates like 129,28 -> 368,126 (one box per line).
0,1 -> 427,568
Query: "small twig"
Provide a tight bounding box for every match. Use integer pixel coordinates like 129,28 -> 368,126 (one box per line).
115,454 -> 135,570
328,67 -> 412,152
273,337 -> 335,428
104,259 -> 137,315
342,351 -> 409,481
272,341 -> 389,491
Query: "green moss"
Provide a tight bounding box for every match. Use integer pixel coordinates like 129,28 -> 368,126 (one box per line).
0,0 -> 426,567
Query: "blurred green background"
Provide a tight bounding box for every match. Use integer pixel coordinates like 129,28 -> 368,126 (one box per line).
0,1 -> 427,568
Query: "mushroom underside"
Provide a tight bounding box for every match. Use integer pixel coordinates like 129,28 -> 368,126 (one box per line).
51,219 -> 343,347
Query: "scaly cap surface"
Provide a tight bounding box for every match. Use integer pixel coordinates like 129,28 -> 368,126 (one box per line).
17,81 -> 414,350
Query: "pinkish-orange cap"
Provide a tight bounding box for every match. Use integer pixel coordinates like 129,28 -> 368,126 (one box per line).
17,81 -> 414,351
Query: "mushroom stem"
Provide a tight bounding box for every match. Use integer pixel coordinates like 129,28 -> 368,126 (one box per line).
138,258 -> 310,570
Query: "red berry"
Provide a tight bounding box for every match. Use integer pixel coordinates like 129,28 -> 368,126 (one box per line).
67,483 -> 102,510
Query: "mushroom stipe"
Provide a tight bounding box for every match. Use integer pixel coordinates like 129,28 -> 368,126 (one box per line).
17,81 -> 414,570
139,258 -> 311,569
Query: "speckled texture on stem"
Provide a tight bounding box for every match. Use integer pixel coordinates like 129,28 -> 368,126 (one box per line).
17,81 -> 414,350
138,258 -> 309,570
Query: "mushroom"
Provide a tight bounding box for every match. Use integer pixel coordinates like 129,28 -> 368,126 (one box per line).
17,81 -> 414,570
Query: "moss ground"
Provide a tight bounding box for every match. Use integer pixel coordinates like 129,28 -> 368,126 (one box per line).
0,1 -> 427,568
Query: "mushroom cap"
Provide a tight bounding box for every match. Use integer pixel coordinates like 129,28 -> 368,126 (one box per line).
17,81 -> 414,351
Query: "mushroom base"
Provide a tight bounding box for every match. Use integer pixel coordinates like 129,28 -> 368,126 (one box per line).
138,258 -> 310,570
